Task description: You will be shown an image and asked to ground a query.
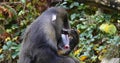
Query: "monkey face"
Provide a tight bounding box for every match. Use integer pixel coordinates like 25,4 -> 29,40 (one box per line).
58,29 -> 79,55
61,29 -> 70,49
57,29 -> 70,54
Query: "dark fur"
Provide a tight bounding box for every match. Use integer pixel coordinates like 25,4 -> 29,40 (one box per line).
18,7 -> 78,63
66,29 -> 79,55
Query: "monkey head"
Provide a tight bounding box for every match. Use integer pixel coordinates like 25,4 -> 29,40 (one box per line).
47,8 -> 79,55
45,7 -> 71,49
48,7 -> 70,38
46,7 -> 77,54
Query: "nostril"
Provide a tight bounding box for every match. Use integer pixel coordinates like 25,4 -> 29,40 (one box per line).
64,45 -> 69,49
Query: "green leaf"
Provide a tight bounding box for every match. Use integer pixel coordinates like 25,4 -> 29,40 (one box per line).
6,29 -> 12,33
97,46 -> 104,51
99,23 -> 117,35
18,10 -> 25,16
2,45 -> 8,50
70,2 -> 79,8
11,47 -> 17,50
70,13 -> 76,20
0,54 -> 4,59
91,55 -> 97,61
21,0 -> 26,3
6,41 -> 12,47
12,51 -> 19,59
80,25 -> 87,29
83,52 -> 89,56
73,2 -> 79,6
11,24 -> 18,30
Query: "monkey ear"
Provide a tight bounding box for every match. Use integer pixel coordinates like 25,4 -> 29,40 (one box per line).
52,14 -> 57,21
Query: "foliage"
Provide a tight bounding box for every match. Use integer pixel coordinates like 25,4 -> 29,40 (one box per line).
0,0 -> 45,62
60,0 -> 120,63
0,40 -> 20,62
0,0 -> 120,63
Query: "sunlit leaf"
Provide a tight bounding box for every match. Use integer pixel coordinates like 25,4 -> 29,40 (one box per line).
0,49 -> 2,53
12,36 -> 18,41
6,29 -> 12,33
79,55 -> 88,61
98,55 -> 104,60
18,10 -> 25,16
5,37 -> 11,42
74,49 -> 81,56
99,23 -> 117,34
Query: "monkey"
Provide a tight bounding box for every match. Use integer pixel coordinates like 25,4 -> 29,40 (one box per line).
18,7 -> 79,63
58,29 -> 79,55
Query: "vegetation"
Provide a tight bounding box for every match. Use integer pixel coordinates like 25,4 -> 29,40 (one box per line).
0,0 -> 120,63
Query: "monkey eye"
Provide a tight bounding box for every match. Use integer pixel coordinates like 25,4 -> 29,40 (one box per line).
61,30 -> 69,34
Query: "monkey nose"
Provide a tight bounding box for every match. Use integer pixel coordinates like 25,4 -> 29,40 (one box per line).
64,45 -> 69,49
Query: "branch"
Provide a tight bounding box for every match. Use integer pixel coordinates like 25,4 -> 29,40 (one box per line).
79,0 -> 120,13
0,2 -> 22,5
